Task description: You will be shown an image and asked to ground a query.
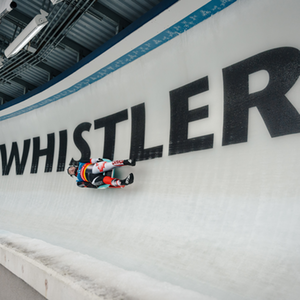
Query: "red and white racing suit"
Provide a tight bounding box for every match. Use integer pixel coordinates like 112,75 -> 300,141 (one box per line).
76,158 -> 129,188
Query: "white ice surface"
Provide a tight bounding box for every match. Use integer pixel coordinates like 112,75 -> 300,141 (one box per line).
0,230 -> 210,300
1,0 -> 300,300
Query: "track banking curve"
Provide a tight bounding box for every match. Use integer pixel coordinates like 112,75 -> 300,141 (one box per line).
0,0 -> 300,299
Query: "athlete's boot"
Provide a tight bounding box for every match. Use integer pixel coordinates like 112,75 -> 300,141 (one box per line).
121,173 -> 134,185
123,159 -> 136,166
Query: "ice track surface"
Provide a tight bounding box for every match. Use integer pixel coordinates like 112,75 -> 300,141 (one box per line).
1,0 -> 300,299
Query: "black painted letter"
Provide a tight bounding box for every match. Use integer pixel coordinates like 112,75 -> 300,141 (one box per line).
57,130 -> 68,172
222,47 -> 300,146
0,140 -> 30,175
169,77 -> 214,155
73,123 -> 92,162
31,134 -> 55,173
94,110 -> 128,160
130,103 -> 163,161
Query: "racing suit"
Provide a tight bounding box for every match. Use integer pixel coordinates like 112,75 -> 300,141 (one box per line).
75,158 -> 133,188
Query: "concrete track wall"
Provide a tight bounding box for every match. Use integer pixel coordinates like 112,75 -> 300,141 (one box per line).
0,264 -> 46,300
0,0 -> 300,299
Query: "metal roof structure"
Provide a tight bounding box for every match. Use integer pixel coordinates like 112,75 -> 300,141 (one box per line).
0,0 -> 163,106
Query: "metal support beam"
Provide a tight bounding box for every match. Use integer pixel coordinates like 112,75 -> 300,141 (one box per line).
12,78 -> 37,91
0,92 -> 14,103
92,2 -> 131,29
4,9 -> 30,27
36,62 -> 61,78
60,37 -> 91,57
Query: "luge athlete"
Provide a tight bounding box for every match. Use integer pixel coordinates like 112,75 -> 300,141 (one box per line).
67,158 -> 135,188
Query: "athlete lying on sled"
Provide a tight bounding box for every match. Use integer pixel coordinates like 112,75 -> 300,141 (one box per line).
66,158 -> 136,189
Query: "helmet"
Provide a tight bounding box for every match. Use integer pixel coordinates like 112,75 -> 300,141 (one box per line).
66,165 -> 77,177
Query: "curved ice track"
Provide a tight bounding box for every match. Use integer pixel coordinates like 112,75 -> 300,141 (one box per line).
0,0 -> 300,299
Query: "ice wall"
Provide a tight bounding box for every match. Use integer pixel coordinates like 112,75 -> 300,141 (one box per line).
0,0 -> 300,299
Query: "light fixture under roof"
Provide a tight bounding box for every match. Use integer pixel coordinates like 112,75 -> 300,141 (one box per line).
4,9 -> 48,58
50,0 -> 63,5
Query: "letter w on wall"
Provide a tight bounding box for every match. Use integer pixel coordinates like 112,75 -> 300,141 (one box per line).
0,140 -> 30,175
